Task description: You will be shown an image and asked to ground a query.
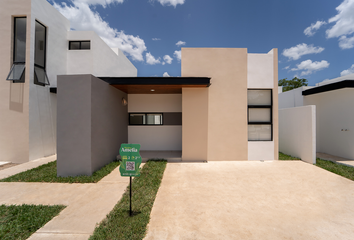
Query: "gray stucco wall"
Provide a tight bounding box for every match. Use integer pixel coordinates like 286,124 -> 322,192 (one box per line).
57,74 -> 127,177
91,75 -> 128,172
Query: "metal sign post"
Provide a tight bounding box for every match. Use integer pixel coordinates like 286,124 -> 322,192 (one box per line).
119,144 -> 141,216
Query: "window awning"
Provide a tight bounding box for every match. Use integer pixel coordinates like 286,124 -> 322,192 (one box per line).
99,77 -> 211,94
6,63 -> 25,82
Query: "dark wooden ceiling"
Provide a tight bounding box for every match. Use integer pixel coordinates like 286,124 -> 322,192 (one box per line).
111,84 -> 209,94
99,77 -> 211,94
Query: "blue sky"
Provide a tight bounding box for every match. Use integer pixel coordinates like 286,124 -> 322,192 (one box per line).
49,0 -> 354,86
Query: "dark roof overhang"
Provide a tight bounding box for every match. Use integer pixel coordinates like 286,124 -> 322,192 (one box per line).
302,80 -> 354,96
99,77 -> 211,94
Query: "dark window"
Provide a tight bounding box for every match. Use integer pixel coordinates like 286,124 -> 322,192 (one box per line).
6,17 -> 26,83
34,20 -> 49,86
129,113 -> 163,125
69,41 -> 91,50
247,89 -> 272,141
163,112 -> 182,125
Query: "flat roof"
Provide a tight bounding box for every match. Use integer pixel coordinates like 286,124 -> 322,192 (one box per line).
302,80 -> 354,96
99,77 -> 211,94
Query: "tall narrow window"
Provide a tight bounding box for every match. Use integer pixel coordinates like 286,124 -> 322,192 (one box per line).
248,89 -> 272,141
34,20 -> 49,86
6,17 -> 27,83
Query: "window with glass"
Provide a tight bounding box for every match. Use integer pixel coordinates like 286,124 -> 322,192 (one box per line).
247,89 -> 272,141
34,20 -> 49,86
69,41 -> 90,50
129,113 -> 163,125
6,17 -> 27,83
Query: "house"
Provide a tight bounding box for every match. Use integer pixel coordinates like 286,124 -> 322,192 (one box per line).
0,0 -> 136,164
279,74 -> 354,160
57,48 -> 279,176
0,0 -> 279,177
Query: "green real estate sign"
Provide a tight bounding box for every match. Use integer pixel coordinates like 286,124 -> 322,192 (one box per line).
119,144 -> 142,177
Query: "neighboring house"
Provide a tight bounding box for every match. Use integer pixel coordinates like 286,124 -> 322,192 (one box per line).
57,48 -> 279,176
279,74 -> 354,160
0,0 -> 137,163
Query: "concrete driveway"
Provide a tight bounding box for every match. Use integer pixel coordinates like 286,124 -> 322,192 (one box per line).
144,161 -> 354,240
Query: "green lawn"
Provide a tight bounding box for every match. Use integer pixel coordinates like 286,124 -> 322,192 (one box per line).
0,204 -> 65,240
0,160 -> 120,183
89,159 -> 167,240
279,152 -> 354,181
316,158 -> 354,181
279,152 -> 301,160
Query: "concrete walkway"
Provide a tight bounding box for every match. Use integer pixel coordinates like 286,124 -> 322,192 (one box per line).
317,152 -> 354,167
0,161 -> 130,240
0,155 -> 57,180
145,161 -> 354,240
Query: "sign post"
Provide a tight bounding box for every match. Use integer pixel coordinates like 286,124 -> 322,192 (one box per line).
119,144 -> 141,216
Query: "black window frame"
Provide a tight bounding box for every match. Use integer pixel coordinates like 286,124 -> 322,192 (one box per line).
129,113 -> 163,125
33,20 -> 49,86
247,89 -> 273,141
69,41 -> 91,50
6,17 -> 27,83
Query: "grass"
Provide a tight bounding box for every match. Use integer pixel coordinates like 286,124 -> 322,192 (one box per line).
89,159 -> 167,240
315,158 -> 354,181
0,204 -> 65,240
0,160 -> 120,183
279,152 -> 354,181
279,152 -> 301,160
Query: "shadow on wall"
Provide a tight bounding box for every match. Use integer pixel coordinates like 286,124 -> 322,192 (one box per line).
9,82 -> 24,112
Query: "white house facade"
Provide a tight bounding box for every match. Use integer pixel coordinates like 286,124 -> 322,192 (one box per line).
279,74 -> 354,160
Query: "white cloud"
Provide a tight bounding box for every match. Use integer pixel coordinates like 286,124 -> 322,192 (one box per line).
163,72 -> 170,77
163,55 -> 173,64
53,0 -> 147,61
291,59 -> 330,76
176,41 -> 186,46
340,64 -> 354,76
326,0 -> 354,49
282,43 -> 324,61
152,0 -> 185,7
283,66 -> 290,70
174,50 -> 181,61
304,21 -> 326,36
77,0 -> 124,7
146,52 -> 161,65
327,0 -> 354,38
152,38 -> 161,41
338,35 -> 354,49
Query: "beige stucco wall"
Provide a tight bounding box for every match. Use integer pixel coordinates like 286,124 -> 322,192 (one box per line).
128,94 -> 182,112
0,0 -> 31,163
182,48 -> 248,161
181,88 -> 209,161
128,94 -> 182,151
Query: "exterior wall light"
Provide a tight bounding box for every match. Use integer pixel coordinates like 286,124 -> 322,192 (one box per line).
151,89 -> 155,92
122,97 -> 128,106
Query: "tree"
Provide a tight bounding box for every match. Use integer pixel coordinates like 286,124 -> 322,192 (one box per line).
278,77 -> 308,92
